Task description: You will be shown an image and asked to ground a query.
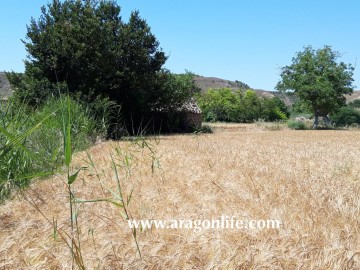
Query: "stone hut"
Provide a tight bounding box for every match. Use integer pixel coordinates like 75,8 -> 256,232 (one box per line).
151,98 -> 202,133
0,73 -> 13,101
177,98 -> 202,131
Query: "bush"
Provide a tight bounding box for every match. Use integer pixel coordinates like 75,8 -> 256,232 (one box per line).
0,96 -> 107,201
204,111 -> 217,123
33,96 -> 102,150
331,106 -> 360,126
287,121 -> 308,130
348,99 -> 360,108
196,124 -> 213,134
261,97 -> 290,121
264,124 -> 285,131
197,88 -> 290,123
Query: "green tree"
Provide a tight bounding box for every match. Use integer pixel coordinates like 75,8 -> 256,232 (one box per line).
276,45 -> 355,128
22,0 -> 124,102
152,71 -> 200,112
260,97 -> 289,121
197,88 -> 242,122
18,0 -> 192,133
243,89 -> 260,121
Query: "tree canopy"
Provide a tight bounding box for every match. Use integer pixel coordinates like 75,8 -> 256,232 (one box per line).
276,45 -> 355,128
15,0 -> 197,133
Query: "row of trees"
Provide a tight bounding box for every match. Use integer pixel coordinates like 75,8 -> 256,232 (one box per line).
197,88 -> 289,122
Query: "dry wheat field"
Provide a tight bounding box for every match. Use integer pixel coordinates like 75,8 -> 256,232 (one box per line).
1,124 -> 360,269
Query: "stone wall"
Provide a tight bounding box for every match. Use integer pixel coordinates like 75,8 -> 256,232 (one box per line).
183,112 -> 202,130
150,111 -> 202,133
0,73 -> 12,100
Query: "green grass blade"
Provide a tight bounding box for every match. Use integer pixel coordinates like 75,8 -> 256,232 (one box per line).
64,96 -> 72,166
68,170 -> 79,185
68,167 -> 87,185
12,171 -> 54,181
111,154 -> 123,197
0,109 -> 59,158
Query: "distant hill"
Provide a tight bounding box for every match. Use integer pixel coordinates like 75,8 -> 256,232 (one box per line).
194,75 -> 360,106
346,91 -> 360,103
194,76 -> 249,91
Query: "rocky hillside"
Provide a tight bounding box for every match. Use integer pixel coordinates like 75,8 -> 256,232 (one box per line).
346,91 -> 360,103
194,76 -> 249,91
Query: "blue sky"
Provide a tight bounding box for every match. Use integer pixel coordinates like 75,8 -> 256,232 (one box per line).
1,0 -> 359,90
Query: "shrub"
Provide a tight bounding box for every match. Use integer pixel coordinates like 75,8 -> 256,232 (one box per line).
287,121 -> 308,130
197,124 -> 213,134
204,111 -> 217,123
0,96 -> 107,201
197,88 -> 290,123
0,100 -> 47,200
348,99 -> 360,108
331,106 -> 360,126
265,124 -> 284,131
32,97 -> 103,153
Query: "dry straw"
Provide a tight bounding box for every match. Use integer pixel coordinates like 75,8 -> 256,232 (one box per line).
1,123 -> 360,269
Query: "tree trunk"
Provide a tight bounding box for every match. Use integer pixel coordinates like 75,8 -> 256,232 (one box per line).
313,110 -> 319,129
323,115 -> 332,127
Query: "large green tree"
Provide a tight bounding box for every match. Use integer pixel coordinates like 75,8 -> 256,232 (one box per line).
18,0 -> 195,132
276,45 -> 355,128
